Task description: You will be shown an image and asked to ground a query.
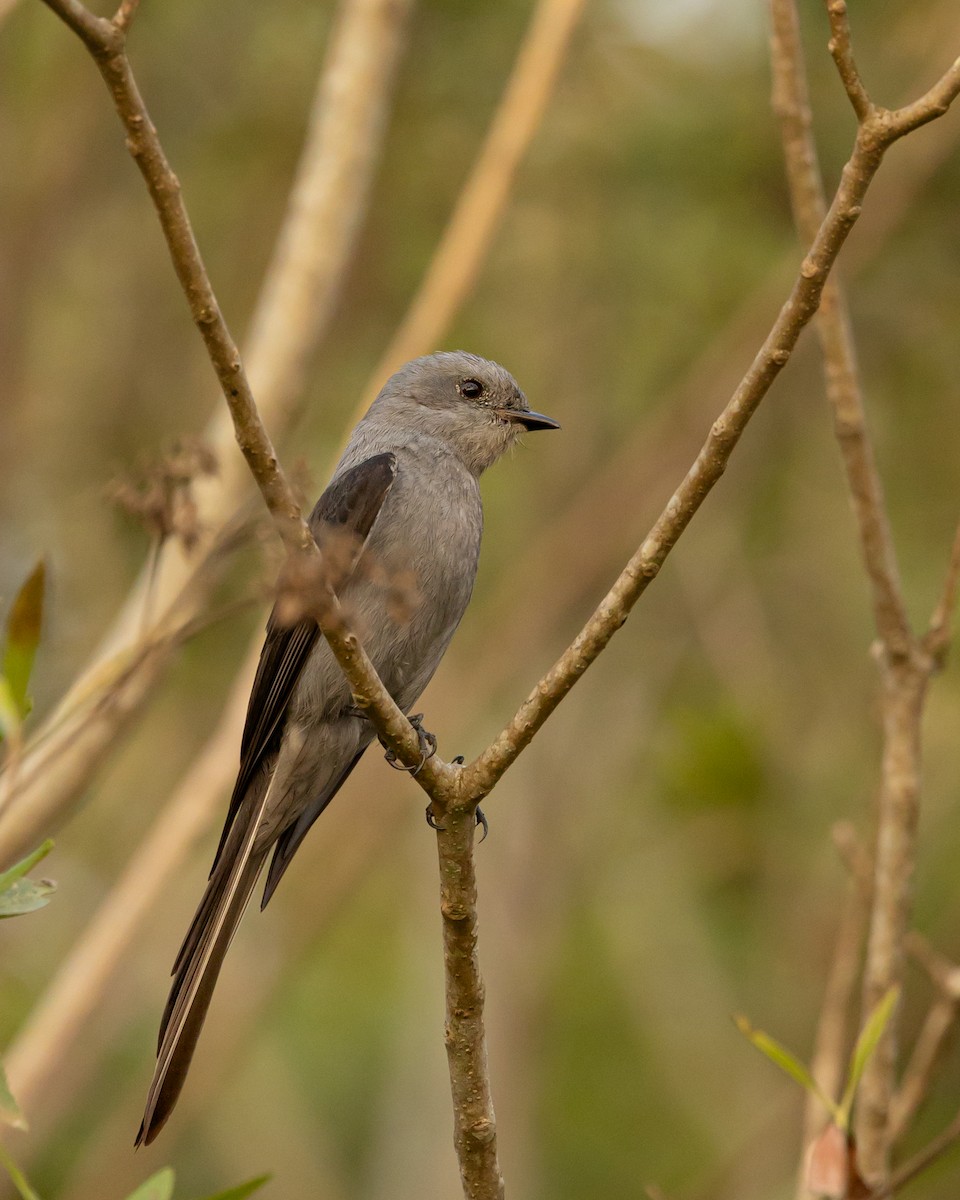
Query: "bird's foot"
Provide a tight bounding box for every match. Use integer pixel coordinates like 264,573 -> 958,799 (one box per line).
384,713 -> 437,776
476,806 -> 489,842
424,800 -> 489,842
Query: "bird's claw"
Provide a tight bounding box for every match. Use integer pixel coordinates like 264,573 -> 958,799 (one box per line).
424,803 -> 489,842
384,713 -> 437,775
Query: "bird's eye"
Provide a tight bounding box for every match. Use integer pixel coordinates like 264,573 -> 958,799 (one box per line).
459,378 -> 484,400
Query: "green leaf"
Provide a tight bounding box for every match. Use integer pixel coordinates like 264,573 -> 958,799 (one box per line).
2,561 -> 45,720
0,1140 -> 42,1200
0,877 -> 56,919
837,985 -> 900,1128
122,1167 -> 175,1200
734,1015 -> 840,1122
0,841 -> 53,895
0,842 -> 56,918
0,1062 -> 26,1132
196,1173 -> 271,1200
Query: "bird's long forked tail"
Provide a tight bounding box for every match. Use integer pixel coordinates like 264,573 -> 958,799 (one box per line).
136,781 -> 275,1146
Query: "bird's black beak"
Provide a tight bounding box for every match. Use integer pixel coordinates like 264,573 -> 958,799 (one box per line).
496,407 -> 561,432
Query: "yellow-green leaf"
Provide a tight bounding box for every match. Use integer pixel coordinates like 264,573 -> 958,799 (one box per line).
197,1173 -> 271,1200
0,842 -> 56,920
838,985 -> 900,1127
0,842 -> 53,895
2,560 -> 45,720
734,1015 -> 840,1121
122,1167 -> 175,1200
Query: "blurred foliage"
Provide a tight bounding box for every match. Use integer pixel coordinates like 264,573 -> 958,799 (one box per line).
1,0 -> 960,1198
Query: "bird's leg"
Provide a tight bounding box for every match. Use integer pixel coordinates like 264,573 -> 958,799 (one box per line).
383,712 -> 437,775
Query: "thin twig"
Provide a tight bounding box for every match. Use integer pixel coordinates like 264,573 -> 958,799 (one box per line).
923,520 -> 960,665
772,0 -> 911,660
825,0 -> 873,121
887,934 -> 960,1142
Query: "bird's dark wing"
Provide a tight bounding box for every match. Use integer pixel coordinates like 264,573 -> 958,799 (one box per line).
209,452 -> 397,872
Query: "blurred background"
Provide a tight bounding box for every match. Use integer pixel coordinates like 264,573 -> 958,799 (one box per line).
1,0 -> 960,1196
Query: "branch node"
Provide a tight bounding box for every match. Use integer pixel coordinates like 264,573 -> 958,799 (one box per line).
468,1118 -> 497,1145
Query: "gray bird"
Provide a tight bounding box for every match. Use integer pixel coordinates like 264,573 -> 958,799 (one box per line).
137,351 -> 559,1144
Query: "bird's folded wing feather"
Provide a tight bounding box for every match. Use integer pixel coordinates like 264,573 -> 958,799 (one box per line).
209,451 -> 398,871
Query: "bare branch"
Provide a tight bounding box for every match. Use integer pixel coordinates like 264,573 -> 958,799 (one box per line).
772,0 -> 912,660
824,0 -> 873,121
111,0 -> 137,33
437,807 -> 504,1200
887,935 -> 960,1142
924,520 -> 960,665
886,1116 -> 960,1196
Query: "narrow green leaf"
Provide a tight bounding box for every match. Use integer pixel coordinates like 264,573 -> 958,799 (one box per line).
734,1015 -> 841,1121
0,1140 -> 43,1200
838,985 -> 900,1128
122,1167 -> 175,1200
0,842 -> 54,896
0,1063 -> 26,1131
196,1173 -> 271,1200
2,561 -> 45,719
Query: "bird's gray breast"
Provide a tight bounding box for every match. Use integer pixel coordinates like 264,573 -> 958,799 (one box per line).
291,438 -> 483,724
350,441 -> 482,707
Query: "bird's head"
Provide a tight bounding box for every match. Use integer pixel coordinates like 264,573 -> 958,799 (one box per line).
369,351 -> 560,476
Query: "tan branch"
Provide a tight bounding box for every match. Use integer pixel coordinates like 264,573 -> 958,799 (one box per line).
887,934 -> 960,1142
772,0 -> 911,661
923,520 -> 960,665
436,806 -> 504,1200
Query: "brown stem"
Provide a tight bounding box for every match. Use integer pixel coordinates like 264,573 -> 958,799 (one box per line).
437,806 -> 504,1200
885,935 -> 960,1145
923,520 -> 960,666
